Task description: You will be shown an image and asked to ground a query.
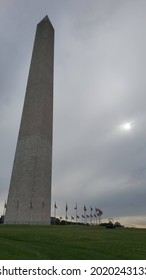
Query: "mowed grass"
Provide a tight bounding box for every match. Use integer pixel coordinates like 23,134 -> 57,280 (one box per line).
0,225 -> 146,259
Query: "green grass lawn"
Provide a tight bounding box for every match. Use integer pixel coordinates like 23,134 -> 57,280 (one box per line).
0,225 -> 146,259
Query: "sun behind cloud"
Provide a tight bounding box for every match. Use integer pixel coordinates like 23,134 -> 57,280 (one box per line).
119,121 -> 135,131
122,122 -> 132,130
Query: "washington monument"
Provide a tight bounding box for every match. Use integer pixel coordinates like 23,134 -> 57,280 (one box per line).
4,16 -> 54,224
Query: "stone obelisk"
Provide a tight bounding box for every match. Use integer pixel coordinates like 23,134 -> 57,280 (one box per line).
4,16 -> 54,224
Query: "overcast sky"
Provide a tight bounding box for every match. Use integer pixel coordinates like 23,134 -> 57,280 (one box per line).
1,0 -> 146,226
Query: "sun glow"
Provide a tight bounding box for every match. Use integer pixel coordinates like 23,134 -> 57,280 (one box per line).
123,123 -> 132,130
121,121 -> 134,131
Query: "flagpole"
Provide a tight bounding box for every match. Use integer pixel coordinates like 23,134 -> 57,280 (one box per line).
74,203 -> 77,224
84,205 -> 87,224
54,202 -> 57,225
90,206 -> 93,225
66,203 -> 68,225
95,208 -> 97,225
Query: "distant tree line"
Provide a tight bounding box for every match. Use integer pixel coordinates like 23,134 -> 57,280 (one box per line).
51,217 -> 124,227
99,221 -> 124,228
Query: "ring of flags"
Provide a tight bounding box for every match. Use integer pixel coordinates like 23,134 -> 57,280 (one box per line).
53,202 -> 103,224
3,200 -> 103,225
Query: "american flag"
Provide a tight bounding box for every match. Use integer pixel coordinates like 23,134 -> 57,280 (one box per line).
74,203 -> 77,210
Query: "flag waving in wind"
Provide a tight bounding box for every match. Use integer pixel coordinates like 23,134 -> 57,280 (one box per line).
65,203 -> 68,225
54,202 -> 57,225
74,203 -> 77,210
74,203 -> 78,224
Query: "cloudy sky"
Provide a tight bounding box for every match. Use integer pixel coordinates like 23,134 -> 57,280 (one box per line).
1,0 -> 146,226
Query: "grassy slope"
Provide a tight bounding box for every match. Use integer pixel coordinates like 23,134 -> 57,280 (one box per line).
0,225 -> 146,260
